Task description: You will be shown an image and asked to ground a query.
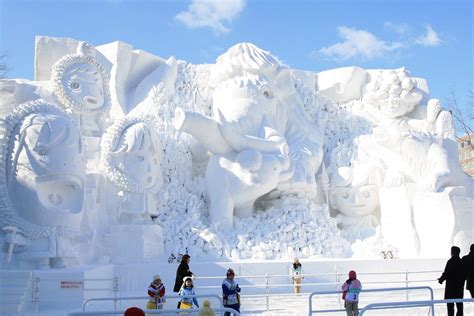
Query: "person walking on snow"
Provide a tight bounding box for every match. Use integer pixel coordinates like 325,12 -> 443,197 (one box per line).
147,275 -> 165,309
173,254 -> 193,292
438,246 -> 466,316
290,258 -> 304,294
341,270 -> 362,316
462,244 -> 474,298
222,268 -> 241,316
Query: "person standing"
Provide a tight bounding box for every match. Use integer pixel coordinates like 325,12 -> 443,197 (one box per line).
290,258 -> 304,294
341,270 -> 362,316
438,246 -> 466,316
173,254 -> 193,308
173,254 -> 193,292
147,275 -> 165,309
222,268 -> 241,316
178,276 -> 199,309
462,244 -> 474,298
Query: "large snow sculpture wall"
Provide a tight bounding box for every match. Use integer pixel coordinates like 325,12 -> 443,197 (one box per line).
0,36 -> 472,268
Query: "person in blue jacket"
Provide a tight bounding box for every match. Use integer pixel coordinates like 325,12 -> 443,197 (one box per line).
178,276 -> 199,309
222,268 -> 241,316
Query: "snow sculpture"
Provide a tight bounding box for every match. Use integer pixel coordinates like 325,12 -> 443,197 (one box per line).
0,99 -> 86,268
51,40 -> 111,170
100,117 -> 163,223
51,41 -> 110,115
407,98 -> 455,139
210,43 -> 324,198
330,165 -> 380,239
363,68 -> 424,123
175,43 -> 324,229
175,75 -> 294,229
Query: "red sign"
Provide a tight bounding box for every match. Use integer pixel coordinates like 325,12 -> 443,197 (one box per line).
60,281 -> 83,289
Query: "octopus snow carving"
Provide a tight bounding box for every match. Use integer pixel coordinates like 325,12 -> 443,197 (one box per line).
0,99 -> 86,269
101,117 -> 163,223
174,43 -> 323,229
330,165 -> 381,239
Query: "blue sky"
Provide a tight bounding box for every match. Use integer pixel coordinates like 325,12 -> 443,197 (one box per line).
1,0 -> 472,105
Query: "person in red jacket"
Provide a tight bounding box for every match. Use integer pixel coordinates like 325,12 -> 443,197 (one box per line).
147,275 -> 165,309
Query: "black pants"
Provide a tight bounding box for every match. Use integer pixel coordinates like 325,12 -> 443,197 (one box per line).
447,302 -> 463,316
224,304 -> 240,316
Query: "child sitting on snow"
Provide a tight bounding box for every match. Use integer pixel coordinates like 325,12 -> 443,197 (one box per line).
147,275 -> 165,309
178,276 -> 199,309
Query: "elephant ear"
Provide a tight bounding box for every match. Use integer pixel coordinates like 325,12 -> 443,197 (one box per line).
235,149 -> 262,171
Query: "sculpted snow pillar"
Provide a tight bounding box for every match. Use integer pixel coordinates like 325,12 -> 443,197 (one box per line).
50,41 -> 111,165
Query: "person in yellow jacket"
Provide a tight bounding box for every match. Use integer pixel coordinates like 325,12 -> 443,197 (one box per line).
198,300 -> 216,316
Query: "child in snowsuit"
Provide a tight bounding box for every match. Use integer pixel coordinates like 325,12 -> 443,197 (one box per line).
178,276 -> 199,309
341,270 -> 362,316
222,268 -> 241,316
147,275 -> 165,309
198,300 -> 216,316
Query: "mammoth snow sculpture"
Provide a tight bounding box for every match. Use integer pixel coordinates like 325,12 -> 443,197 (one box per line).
0,99 -> 86,268
175,43 -> 323,229
101,117 -> 163,224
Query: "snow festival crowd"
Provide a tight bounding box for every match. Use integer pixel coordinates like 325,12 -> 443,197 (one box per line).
121,244 -> 474,316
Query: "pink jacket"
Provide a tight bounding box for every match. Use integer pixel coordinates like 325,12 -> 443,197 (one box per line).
341,279 -> 362,302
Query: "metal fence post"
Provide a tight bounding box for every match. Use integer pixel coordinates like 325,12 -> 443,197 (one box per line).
33,276 -> 40,314
405,269 -> 409,302
265,273 -> 269,311
113,277 -> 119,310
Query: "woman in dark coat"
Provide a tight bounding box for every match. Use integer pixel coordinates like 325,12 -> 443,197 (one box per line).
173,254 -> 193,292
438,246 -> 466,316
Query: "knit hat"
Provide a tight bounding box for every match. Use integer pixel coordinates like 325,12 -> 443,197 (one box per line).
183,276 -> 193,283
203,300 -> 211,307
349,270 -> 357,279
153,275 -> 161,282
124,307 -> 145,316
226,268 -> 235,276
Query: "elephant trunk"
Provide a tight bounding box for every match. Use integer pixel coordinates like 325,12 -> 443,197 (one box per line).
174,108 -> 233,154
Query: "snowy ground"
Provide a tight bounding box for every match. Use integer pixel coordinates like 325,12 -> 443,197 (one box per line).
16,257 -> 473,316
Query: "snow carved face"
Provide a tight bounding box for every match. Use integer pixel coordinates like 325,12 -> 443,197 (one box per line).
107,121 -> 162,192
330,166 -> 380,217
9,111 -> 85,224
63,63 -> 105,110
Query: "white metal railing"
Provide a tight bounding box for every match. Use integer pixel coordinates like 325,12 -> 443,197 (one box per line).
69,307 -> 240,315
82,294 -> 223,312
359,298 -> 474,315
308,286 -> 435,315
25,268 -> 445,313
30,273 -> 118,313
193,270 -> 443,312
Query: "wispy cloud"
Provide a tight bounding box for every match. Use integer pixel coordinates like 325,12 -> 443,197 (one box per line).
384,21 -> 409,35
175,0 -> 246,35
318,26 -> 403,62
415,24 -> 442,47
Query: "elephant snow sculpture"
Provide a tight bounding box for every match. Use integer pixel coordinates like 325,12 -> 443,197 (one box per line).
175,75 -> 295,229
0,99 -> 86,269
206,145 -> 293,230
174,43 -> 324,229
